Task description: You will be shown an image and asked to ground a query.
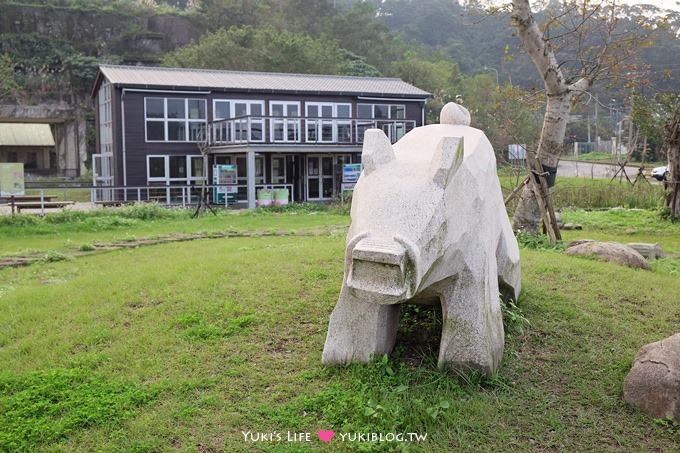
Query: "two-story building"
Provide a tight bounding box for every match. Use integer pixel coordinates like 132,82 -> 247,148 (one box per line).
90,65 -> 430,207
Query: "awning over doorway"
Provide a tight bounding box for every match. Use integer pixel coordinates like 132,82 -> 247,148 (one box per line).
0,123 -> 55,147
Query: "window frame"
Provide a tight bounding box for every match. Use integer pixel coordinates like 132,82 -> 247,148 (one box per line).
144,97 -> 207,143
147,155 -> 206,184
269,101 -> 301,143
305,102 -> 352,143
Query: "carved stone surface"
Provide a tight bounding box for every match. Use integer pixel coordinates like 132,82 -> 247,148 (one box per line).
322,103 -> 521,375
624,333 -> 680,422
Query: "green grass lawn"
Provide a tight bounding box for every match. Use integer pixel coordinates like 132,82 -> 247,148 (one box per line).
1,203 -> 679,452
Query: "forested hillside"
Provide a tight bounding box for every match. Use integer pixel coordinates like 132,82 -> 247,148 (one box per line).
1,0 -> 678,160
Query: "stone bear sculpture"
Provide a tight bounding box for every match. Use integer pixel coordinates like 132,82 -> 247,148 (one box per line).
321,103 -> 521,375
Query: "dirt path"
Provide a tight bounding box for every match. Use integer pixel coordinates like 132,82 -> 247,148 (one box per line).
0,226 -> 346,269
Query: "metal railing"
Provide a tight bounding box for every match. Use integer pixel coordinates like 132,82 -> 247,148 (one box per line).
209,116 -> 416,146
90,183 -> 294,207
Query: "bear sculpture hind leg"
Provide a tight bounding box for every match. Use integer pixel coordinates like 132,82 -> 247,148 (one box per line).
435,270 -> 504,375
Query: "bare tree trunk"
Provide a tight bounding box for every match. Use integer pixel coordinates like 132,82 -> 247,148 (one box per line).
512,92 -> 572,233
510,0 -> 592,235
665,102 -> 680,221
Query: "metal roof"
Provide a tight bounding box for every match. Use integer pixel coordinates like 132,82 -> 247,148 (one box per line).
0,123 -> 55,147
96,65 -> 430,99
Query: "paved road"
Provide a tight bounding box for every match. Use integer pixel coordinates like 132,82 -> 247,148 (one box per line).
557,160 -> 644,179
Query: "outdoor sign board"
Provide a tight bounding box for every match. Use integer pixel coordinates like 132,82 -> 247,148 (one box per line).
342,163 -> 362,184
212,164 -> 237,204
0,163 -> 25,196
341,163 -> 362,203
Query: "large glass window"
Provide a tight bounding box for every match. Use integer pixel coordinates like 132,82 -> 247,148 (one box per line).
146,155 -> 206,205
145,98 -> 207,142
212,100 -> 264,143
146,98 -> 164,118
169,156 -> 187,179
167,99 -> 185,118
356,103 -> 407,142
167,122 -> 186,141
96,79 -> 114,189
146,122 -> 165,141
270,102 -> 300,143
357,104 -> 372,118
148,156 -> 167,180
191,156 -> 204,178
147,155 -> 206,183
214,101 -> 231,120
374,104 -> 389,119
390,105 -> 405,119
305,103 -> 352,143
357,103 -> 406,119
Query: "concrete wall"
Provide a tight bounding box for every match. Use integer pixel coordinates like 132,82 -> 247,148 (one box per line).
0,104 -> 87,177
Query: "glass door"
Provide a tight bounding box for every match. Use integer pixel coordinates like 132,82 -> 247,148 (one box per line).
92,153 -> 114,201
234,155 -> 264,203
306,155 -> 334,200
271,155 -> 286,184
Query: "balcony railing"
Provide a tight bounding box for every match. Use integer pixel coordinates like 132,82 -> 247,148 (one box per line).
209,116 -> 417,147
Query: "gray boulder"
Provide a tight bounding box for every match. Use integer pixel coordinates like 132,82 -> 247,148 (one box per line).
627,242 -> 665,260
624,333 -> 680,421
565,240 -> 650,270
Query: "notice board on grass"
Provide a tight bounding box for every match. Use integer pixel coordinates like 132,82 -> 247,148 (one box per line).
0,163 -> 24,196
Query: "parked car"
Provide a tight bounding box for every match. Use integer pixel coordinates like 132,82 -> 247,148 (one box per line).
651,165 -> 669,181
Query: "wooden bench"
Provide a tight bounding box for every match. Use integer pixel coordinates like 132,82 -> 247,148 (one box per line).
12,201 -> 76,213
0,195 -> 57,203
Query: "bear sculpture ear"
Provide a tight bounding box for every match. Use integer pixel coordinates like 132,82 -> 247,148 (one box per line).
361,129 -> 395,176
430,136 -> 464,188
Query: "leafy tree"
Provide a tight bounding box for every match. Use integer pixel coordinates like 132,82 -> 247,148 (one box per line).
631,92 -> 678,162
340,51 -> 383,77
197,0 -> 275,31
63,54 -> 103,100
325,1 -> 408,76
458,73 -> 542,160
391,50 -> 460,123
0,53 -> 21,103
161,25 -> 351,75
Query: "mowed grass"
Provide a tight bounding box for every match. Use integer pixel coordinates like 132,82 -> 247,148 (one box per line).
0,203 -> 349,259
1,203 -> 680,452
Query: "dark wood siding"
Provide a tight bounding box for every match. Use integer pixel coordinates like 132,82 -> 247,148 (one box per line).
122,91 -> 207,187
111,83 -> 425,188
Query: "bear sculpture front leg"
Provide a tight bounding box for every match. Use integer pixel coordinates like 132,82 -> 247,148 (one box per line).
321,287 -> 401,364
